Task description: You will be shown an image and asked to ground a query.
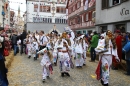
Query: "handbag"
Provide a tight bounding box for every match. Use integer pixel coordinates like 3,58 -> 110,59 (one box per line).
95,57 -> 102,80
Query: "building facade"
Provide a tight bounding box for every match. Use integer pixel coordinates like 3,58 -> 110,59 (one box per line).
26,0 -> 68,33
0,0 -> 10,30
66,0 -> 96,35
10,11 -> 15,28
96,0 -> 130,33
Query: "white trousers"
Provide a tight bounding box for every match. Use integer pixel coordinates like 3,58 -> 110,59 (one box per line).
83,51 -> 87,64
101,55 -> 112,84
53,52 -> 57,63
58,52 -> 70,72
28,48 -> 31,56
42,66 -> 50,79
75,53 -> 84,66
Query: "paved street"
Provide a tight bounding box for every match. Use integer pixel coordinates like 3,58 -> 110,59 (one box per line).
8,54 -> 130,86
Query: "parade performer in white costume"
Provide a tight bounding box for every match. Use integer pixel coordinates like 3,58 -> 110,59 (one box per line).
32,37 -> 39,60
75,37 -> 84,68
95,31 -> 120,86
82,35 -> 88,65
37,47 -> 53,82
26,34 -> 33,58
57,33 -> 71,77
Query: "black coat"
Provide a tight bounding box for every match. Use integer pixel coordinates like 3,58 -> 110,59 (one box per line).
20,31 -> 27,44
0,55 -> 9,85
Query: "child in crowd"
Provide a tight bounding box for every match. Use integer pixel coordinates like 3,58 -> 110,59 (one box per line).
37,48 -> 53,82
32,37 -> 39,60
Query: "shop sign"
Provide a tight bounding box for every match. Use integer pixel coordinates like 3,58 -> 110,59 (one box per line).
120,8 -> 129,16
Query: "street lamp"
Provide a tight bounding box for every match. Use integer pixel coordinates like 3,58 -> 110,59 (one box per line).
2,10 -> 5,29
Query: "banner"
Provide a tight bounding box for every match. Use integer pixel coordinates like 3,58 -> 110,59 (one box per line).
89,0 -> 95,7
84,0 -> 88,10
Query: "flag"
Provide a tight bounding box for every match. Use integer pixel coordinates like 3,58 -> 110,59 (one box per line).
84,0 -> 88,10
89,0 -> 95,7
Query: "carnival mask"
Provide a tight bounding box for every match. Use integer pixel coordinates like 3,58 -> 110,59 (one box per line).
107,31 -> 112,38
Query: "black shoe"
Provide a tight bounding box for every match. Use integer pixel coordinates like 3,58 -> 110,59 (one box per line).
112,67 -> 118,70
104,83 -> 108,86
34,57 -> 37,60
42,79 -> 45,82
54,62 -> 57,66
28,56 -> 31,59
61,73 -> 64,77
76,66 -> 79,68
83,64 -> 86,66
74,57 -> 76,60
47,76 -> 50,79
79,66 -> 82,68
124,73 -> 130,76
101,79 -> 104,85
64,72 -> 70,77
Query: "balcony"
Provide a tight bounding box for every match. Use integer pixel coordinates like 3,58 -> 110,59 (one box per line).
70,21 -> 95,30
68,6 -> 84,18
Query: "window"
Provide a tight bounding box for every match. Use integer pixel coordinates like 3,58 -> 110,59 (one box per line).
88,11 -> 92,21
77,16 -> 80,24
57,7 -> 60,13
34,4 -> 38,12
85,13 -> 88,21
83,30 -> 86,34
40,5 -> 42,12
77,2 -> 81,9
82,15 -> 84,22
102,0 -> 108,9
43,6 -> 47,12
46,6 -> 50,12
102,0 -> 128,9
57,7 -> 66,13
109,0 -> 121,7
73,6 -> 75,11
92,11 -> 95,18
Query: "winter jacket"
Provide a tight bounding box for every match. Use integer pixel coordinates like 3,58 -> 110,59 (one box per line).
122,40 -> 130,61
11,34 -> 18,45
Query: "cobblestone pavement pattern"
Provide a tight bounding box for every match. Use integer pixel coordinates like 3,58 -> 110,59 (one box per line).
8,54 -> 130,86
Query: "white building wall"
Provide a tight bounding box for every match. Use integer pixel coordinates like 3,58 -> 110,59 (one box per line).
0,0 -> 10,28
27,1 -> 67,23
96,0 -> 130,25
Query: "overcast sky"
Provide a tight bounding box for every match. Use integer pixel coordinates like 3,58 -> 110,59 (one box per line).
9,0 -> 26,16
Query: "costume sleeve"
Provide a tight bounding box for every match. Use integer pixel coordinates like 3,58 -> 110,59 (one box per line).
43,36 -> 48,43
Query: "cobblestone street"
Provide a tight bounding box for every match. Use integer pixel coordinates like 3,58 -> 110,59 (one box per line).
7,54 -> 130,86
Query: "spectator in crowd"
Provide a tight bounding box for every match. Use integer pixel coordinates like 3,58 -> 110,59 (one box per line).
0,28 -> 9,86
122,33 -> 130,76
11,31 -> 18,56
89,31 -> 99,62
112,30 -> 123,70
39,30 -> 48,50
20,29 -> 27,55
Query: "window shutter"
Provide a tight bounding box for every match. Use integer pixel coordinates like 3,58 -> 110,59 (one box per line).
88,12 -> 91,21
84,13 -> 86,22
75,4 -> 77,10
102,0 -> 108,9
